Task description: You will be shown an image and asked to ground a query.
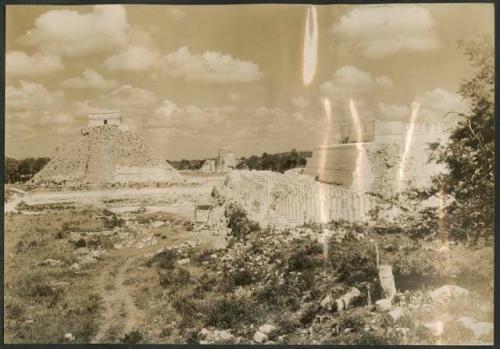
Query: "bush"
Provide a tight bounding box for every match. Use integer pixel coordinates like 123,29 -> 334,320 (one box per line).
146,249 -> 178,269
328,235 -> 378,286
205,296 -> 258,329
225,203 -> 260,239
287,240 -> 323,272
122,330 -> 143,344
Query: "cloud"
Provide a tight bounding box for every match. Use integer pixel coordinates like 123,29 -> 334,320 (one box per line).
104,45 -> 159,72
86,85 -> 160,113
159,46 -> 264,83
6,80 -> 65,112
320,65 -> 392,97
333,5 -> 440,58
291,96 -> 310,108
6,51 -> 64,76
61,69 -> 118,89
378,88 -> 467,121
22,5 -> 129,57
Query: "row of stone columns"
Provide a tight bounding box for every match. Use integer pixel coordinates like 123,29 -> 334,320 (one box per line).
225,171 -> 376,224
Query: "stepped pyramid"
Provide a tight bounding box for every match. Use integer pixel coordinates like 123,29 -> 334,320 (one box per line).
31,115 -> 182,187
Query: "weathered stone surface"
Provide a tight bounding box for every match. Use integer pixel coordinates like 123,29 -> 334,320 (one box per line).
38,259 -> 64,267
375,298 -> 392,312
177,258 -> 190,265
30,125 -> 182,187
430,285 -> 469,303
320,295 -> 334,311
456,317 -> 493,338
424,320 -> 445,336
258,324 -> 277,335
253,331 -> 268,343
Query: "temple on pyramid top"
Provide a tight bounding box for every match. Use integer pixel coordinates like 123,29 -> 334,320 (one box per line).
88,110 -> 129,131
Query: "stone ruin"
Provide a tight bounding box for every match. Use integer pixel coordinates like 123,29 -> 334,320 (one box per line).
219,119 -> 453,226
30,112 -> 182,188
303,119 -> 453,196
200,148 -> 241,174
219,170 -> 376,227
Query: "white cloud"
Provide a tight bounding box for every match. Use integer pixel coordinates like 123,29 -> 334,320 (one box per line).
159,46 -> 264,83
22,5 -> 129,57
378,102 -> 411,120
6,80 -> 65,111
291,96 -> 310,108
6,51 -> 64,76
320,65 -> 392,97
378,88 -> 467,121
86,85 -> 160,113
333,5 -> 440,58
104,45 -> 159,72
61,69 -> 118,89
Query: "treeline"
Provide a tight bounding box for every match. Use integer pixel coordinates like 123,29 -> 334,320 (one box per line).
238,149 -> 312,173
4,157 -> 51,183
169,159 -> 206,171
169,149 -> 312,173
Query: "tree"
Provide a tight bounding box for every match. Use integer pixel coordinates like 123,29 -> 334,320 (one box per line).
428,37 -> 494,241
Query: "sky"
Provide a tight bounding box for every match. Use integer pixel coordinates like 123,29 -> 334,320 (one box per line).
5,4 -> 494,160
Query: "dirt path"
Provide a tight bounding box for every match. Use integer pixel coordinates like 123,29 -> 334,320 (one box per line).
91,249 -> 145,343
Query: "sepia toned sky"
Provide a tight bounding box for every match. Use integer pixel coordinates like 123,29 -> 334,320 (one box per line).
5,4 -> 494,160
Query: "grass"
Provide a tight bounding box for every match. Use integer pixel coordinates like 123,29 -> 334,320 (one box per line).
4,207 -> 109,343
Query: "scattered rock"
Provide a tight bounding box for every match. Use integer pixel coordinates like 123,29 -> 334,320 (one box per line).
64,333 -> 75,342
258,324 -> 277,335
336,287 -> 361,312
38,259 -> 64,267
375,298 -> 392,312
198,329 -> 234,344
456,317 -> 493,338
75,247 -> 90,256
430,285 -> 469,304
320,295 -> 334,311
424,320 -> 445,336
177,258 -> 190,265
386,308 -> 403,325
69,263 -> 81,271
253,331 -> 268,343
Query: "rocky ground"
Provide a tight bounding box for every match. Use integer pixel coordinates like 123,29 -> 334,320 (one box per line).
3,173 -> 494,344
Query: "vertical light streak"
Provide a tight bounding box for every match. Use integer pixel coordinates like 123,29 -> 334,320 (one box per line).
397,102 -> 420,192
318,98 -> 332,224
303,6 -> 318,86
348,99 -> 364,192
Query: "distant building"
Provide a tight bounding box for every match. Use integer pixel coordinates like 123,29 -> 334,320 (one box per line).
216,148 -> 236,173
88,110 -> 129,131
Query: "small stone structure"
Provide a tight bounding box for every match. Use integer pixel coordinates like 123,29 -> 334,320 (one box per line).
216,148 -> 236,173
200,159 -> 216,173
88,110 -> 129,131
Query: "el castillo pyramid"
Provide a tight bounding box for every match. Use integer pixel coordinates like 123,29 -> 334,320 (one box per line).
31,111 -> 182,187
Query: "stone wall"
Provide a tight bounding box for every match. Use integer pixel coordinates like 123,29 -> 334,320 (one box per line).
221,170 -> 376,227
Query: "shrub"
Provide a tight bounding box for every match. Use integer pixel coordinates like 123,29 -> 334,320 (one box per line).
205,296 -> 258,329
225,203 -> 260,239
328,235 -> 378,286
287,240 -> 323,272
122,330 -> 143,344
146,249 -> 177,269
